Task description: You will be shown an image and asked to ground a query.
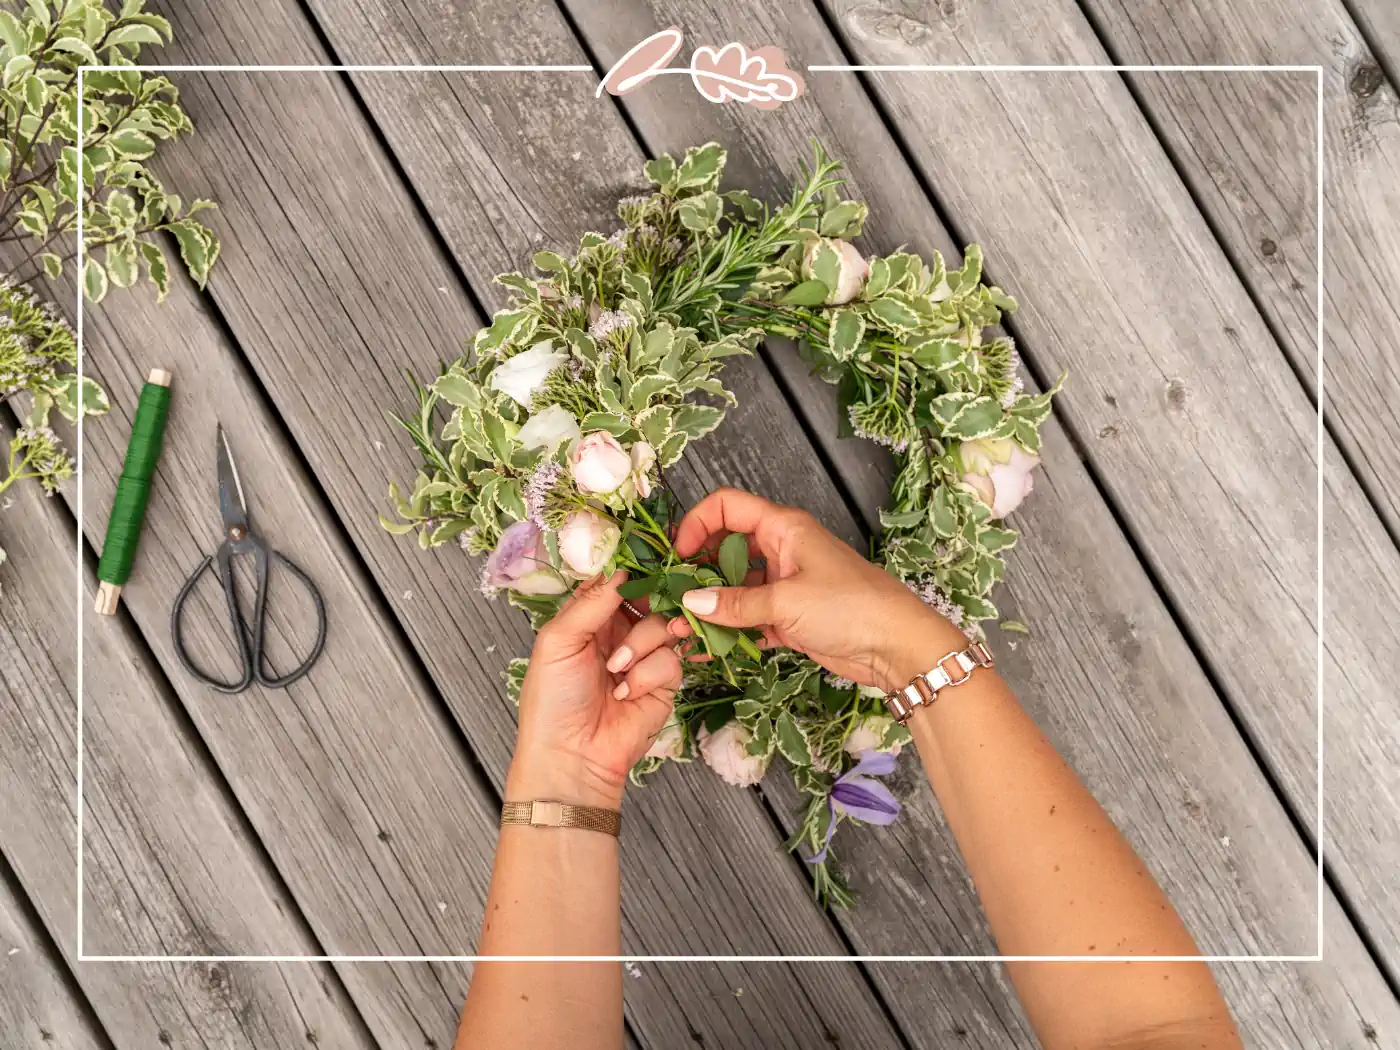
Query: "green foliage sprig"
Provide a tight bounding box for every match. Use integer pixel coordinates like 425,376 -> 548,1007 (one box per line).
0,0 -> 218,581
384,143 -> 1059,905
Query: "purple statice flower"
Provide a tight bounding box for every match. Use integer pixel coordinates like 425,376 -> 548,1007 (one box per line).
824,673 -> 857,690
1001,346 -> 1026,407
847,405 -> 910,454
808,750 -> 902,864
523,459 -> 564,529
588,309 -> 635,342
906,579 -> 965,627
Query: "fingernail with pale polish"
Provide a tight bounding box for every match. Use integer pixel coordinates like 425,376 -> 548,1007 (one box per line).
682,588 -> 718,614
613,682 -> 630,700
606,645 -> 633,673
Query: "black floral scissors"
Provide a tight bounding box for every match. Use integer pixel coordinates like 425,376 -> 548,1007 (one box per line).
170,424 -> 327,693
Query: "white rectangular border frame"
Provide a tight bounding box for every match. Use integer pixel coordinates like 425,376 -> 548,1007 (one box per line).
73,59 -> 1321,963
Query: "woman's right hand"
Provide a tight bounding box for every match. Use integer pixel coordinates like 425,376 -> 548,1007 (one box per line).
668,488 -> 966,693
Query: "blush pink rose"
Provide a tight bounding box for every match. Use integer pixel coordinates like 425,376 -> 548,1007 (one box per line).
802,237 -> 870,305
557,509 -> 621,578
960,437 -> 1040,519
570,431 -> 633,494
698,721 -> 770,787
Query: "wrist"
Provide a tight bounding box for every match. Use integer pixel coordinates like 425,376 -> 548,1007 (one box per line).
874,609 -> 971,693
505,745 -> 627,811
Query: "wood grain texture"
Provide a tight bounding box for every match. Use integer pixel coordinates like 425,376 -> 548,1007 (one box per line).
0,858 -> 106,1050
0,451 -> 378,1050
814,0 -> 1400,985
62,265 -> 498,1048
122,2 -> 914,1048
1347,1 -> 1400,85
537,0 -> 1398,1041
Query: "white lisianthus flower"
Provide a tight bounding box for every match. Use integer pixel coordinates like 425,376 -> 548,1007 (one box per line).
843,714 -> 902,758
960,437 -> 1040,519
570,431 -> 633,494
488,340 -> 567,406
802,237 -> 870,305
645,720 -> 686,760
557,509 -> 621,578
517,404 -> 581,452
698,721 -> 770,788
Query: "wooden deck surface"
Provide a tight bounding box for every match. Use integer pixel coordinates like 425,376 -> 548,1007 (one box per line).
1,0 -> 1398,1047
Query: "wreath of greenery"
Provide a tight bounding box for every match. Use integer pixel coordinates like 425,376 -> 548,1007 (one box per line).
385,143 -> 1058,905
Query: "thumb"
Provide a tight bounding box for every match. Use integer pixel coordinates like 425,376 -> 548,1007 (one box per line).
681,582 -> 781,629
538,571 -> 625,654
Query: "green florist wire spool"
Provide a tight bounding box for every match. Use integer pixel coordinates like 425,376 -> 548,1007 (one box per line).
94,368 -> 173,616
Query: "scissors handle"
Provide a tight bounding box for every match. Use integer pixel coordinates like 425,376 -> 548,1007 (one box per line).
170,540 -> 327,693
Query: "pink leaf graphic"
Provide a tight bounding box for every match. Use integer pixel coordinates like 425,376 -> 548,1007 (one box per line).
597,27 -> 685,97
689,42 -> 805,110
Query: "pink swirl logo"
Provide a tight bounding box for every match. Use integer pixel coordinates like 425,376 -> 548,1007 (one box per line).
597,27 -> 805,110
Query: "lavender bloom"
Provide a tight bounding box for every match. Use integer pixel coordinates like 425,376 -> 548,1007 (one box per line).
480,520 -> 567,597
523,460 -> 564,529
588,309 -> 635,341
906,579 -> 965,627
807,750 -> 902,864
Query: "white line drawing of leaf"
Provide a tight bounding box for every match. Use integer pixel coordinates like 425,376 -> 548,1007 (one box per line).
596,26 -> 685,97
688,42 -> 805,110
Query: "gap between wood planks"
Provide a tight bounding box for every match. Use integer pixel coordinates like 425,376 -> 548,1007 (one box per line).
1,383 -> 390,1046
267,9 -> 916,1048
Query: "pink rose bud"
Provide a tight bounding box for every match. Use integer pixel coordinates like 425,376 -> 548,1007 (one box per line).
960,437 -> 1040,519
569,431 -> 634,494
801,237 -> 870,305
557,509 -> 622,578
698,721 -> 770,787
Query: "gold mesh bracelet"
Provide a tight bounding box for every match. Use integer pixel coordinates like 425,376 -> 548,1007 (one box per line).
500,800 -> 621,837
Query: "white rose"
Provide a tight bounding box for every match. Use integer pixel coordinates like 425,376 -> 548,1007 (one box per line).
488,340 -> 567,406
698,721 -> 770,788
960,437 -> 1040,519
570,431 -> 634,494
517,404 -> 581,452
802,237 -> 870,305
645,720 -> 686,760
843,715 -> 902,758
557,509 -> 621,578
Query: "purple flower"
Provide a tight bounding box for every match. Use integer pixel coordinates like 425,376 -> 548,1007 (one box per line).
807,750 -> 902,864
480,520 -> 568,597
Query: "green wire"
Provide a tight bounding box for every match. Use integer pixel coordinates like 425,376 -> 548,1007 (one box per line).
97,381 -> 171,586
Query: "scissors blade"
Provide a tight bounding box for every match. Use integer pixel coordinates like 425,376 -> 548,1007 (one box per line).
216,424 -> 250,534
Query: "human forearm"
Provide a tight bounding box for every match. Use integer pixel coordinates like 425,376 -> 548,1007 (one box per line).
889,617 -> 1240,1050
454,751 -> 624,1050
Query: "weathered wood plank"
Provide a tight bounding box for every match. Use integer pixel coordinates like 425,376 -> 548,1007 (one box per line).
498,0 -> 1399,1041
126,2 -> 916,1047
0,438 -> 379,1050
64,266 -> 500,1047
1347,2 -> 1400,83
813,0 -> 1400,983
0,857 -> 107,1050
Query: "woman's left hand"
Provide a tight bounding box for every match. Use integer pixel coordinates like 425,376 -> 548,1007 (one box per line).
507,571 -> 682,810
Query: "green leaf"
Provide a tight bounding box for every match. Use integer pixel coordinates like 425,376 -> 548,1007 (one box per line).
106,242 -> 138,287
108,128 -> 155,159
41,252 -> 62,279
808,240 -> 842,297
819,201 -> 866,238
675,142 -> 725,190
617,576 -> 659,600
139,240 -> 169,300
106,190 -> 136,226
671,403 -> 723,439
774,711 -> 811,767
0,12 -> 26,57
999,619 -> 1030,635
82,257 -> 108,302
718,532 -> 749,587
168,220 -> 212,286
702,700 -> 734,733
50,37 -> 99,64
943,397 -> 1004,440
868,296 -> 921,331
532,250 -> 567,272
698,620 -> 739,659
4,54 -> 34,87
643,153 -> 675,189
104,24 -> 164,48
826,308 -> 864,363
780,279 -> 829,307
50,375 -> 109,421
677,191 -> 721,232
735,631 -> 763,663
